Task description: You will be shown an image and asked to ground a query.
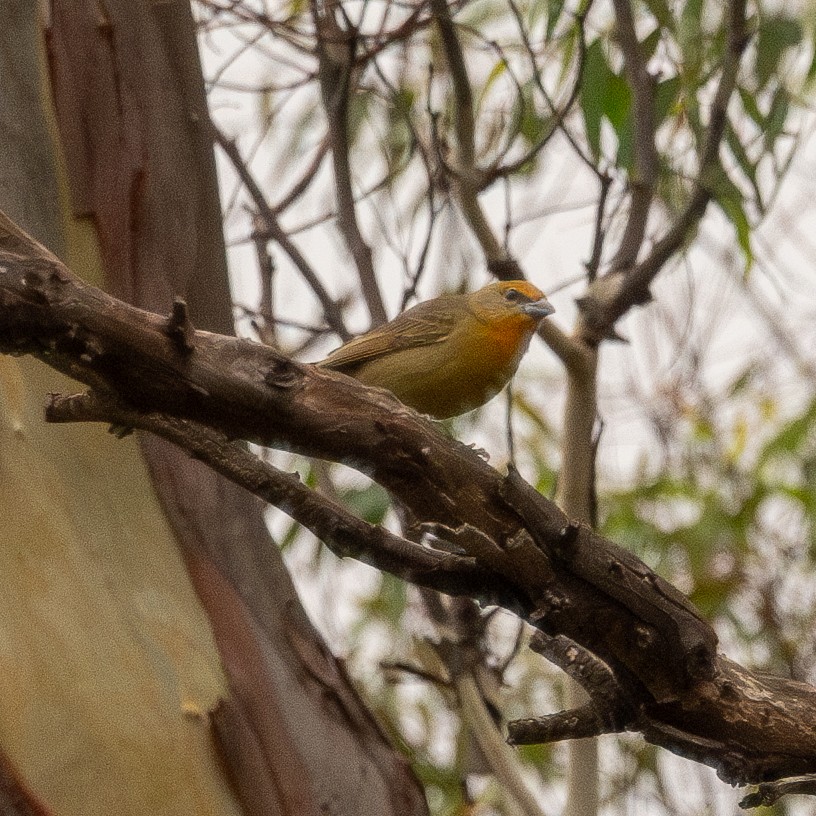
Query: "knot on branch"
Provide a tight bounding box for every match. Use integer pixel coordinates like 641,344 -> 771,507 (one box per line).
74,332 -> 104,364
576,271 -> 649,343
264,358 -> 300,389
165,298 -> 195,354
530,589 -> 571,625
553,519 -> 581,559
21,269 -> 51,304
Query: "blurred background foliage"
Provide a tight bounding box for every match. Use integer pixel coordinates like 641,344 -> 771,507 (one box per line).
199,0 -> 816,812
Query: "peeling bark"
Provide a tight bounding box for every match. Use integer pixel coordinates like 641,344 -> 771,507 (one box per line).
41,4 -> 430,813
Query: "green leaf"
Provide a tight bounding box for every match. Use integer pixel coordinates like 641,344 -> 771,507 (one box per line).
511,80 -> 548,147
713,174 -> 752,270
726,366 -> 756,398
580,39 -> 607,159
526,0 -> 548,32
725,120 -> 763,213
384,88 -> 416,173
680,0 -> 703,33
605,72 -> 632,132
738,87 -> 764,129
644,0 -> 674,30
342,482 -> 391,525
360,573 -> 407,626
640,27 -> 662,61
459,0 -> 504,29
545,0 -> 566,42
759,402 -> 816,465
756,15 -> 802,89
616,115 -> 634,171
679,0 -> 704,66
558,20 -> 577,85
654,75 -> 680,124
347,87 -> 373,145
391,87 -> 415,117
765,86 -> 790,150
580,39 -> 631,163
480,58 -> 507,110
807,31 -> 816,86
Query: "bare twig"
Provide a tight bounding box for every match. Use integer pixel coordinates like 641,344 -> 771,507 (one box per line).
212,125 -> 351,340
271,135 -> 331,215
369,56 -> 442,308
456,673 -> 550,816
249,220 -> 277,346
199,0 -> 316,55
233,303 -> 329,335
313,0 -> 387,326
586,173 -> 612,281
357,1 -> 435,64
488,1 -> 590,183
430,0 -> 519,275
508,0 -> 601,178
428,0 -> 583,369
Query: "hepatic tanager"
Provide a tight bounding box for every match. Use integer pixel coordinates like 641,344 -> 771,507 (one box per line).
318,280 -> 554,418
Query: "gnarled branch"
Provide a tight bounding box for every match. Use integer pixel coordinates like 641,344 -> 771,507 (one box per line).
0,212 -> 815,791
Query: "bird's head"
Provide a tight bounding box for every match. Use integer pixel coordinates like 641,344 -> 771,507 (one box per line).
469,280 -> 555,324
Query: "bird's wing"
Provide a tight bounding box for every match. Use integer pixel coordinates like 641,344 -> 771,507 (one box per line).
319,299 -> 458,371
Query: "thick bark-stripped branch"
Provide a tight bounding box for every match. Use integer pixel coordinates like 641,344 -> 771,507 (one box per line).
46,391 -> 508,601
0,215 -> 815,791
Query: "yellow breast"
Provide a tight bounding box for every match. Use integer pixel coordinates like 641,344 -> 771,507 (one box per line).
351,312 -> 537,418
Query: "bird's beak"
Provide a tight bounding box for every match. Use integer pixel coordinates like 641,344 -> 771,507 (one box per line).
522,298 -> 555,319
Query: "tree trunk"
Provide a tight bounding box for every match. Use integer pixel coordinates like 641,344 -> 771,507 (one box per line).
0,3 -> 428,814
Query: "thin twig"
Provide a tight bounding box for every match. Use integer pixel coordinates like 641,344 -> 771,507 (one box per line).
313,0 -> 388,326
428,0 -> 583,367
212,125 -> 351,339
271,135 -> 331,214
508,0 -> 601,178
488,1 -> 590,183
249,218 -> 277,346
430,0 -> 521,275
586,173 -> 612,281
455,674 -> 550,816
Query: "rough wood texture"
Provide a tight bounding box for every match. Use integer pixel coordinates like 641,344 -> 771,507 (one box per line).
1,219 -> 815,788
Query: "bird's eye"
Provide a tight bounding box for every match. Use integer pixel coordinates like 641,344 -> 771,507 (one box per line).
504,287 -> 522,302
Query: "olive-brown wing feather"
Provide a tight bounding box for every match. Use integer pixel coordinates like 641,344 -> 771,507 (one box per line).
318,298 -> 460,372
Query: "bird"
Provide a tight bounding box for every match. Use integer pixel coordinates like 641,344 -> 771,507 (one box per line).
317,280 -> 554,419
